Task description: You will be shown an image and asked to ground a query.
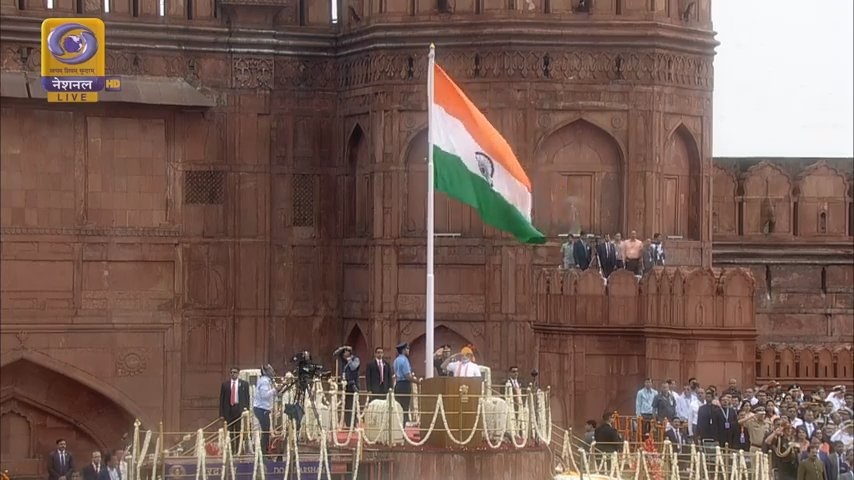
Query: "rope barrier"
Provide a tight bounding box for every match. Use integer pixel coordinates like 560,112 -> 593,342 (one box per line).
121,384 -> 775,480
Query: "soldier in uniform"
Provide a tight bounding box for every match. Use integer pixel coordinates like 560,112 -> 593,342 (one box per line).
799,445 -> 828,480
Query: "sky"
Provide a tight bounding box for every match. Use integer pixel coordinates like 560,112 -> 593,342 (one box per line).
712,0 -> 854,158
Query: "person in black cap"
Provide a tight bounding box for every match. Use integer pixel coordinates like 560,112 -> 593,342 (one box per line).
433,345 -> 451,377
334,345 -> 360,427
393,342 -> 421,425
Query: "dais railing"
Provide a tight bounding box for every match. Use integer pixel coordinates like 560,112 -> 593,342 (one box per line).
118,373 -> 771,480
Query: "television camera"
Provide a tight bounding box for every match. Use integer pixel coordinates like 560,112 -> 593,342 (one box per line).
281,351 -> 331,426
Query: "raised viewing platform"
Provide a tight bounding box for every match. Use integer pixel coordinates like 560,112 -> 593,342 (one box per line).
114,372 -> 773,480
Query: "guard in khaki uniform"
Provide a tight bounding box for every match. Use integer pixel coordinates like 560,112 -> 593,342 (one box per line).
742,406 -> 770,452
799,445 -> 828,480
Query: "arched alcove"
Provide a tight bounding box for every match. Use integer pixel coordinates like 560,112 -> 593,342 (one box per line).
662,125 -> 702,239
796,161 -> 849,237
742,161 -> 792,235
685,269 -> 715,327
712,166 -> 738,236
533,120 -> 623,236
403,129 -> 482,236
0,359 -> 135,478
344,324 -> 369,361
342,124 -> 372,237
720,269 -> 755,328
407,325 -> 474,377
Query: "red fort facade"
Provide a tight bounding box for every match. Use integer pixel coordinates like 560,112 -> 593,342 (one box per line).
1,0 -> 852,476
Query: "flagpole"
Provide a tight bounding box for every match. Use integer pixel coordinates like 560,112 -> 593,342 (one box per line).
425,43 -> 436,379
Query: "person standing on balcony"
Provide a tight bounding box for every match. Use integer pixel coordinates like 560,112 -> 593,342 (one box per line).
653,382 -> 678,422
597,233 -> 618,278
651,233 -> 666,266
713,393 -> 740,448
622,230 -> 644,275
696,389 -> 717,443
636,378 -> 658,435
613,233 -> 625,270
572,233 -> 591,271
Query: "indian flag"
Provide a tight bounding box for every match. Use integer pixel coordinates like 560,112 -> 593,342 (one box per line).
429,62 -> 546,244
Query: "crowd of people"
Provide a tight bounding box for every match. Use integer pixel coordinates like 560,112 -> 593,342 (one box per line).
583,378 -> 854,480
44,440 -> 129,480
560,230 -> 666,277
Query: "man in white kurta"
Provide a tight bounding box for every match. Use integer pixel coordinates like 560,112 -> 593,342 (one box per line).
445,347 -> 482,378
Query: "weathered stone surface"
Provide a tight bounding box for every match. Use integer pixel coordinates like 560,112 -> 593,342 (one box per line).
0,2 -> 849,475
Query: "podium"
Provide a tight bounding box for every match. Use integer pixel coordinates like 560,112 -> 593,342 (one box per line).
419,376 -> 483,448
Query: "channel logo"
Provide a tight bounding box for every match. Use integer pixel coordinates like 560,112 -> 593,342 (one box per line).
41,18 -> 112,103
46,23 -> 99,65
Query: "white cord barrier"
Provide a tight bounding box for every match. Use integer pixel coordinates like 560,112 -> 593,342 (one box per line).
123,381 -> 775,480
135,430 -> 151,480
193,429 -> 206,480
149,433 -> 161,480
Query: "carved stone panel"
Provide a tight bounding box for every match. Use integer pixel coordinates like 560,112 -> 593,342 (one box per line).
232,56 -> 274,89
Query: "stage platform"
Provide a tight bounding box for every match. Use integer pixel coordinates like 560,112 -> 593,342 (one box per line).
161,443 -> 551,480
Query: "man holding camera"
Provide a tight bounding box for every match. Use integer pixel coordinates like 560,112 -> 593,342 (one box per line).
253,364 -> 286,455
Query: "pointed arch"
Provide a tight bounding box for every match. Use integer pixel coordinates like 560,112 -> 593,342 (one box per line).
0,349 -> 147,423
670,268 -> 687,327
720,268 -> 756,296
816,348 -> 833,378
533,119 -> 624,236
0,356 -> 138,476
342,123 -> 372,237
662,124 -> 702,239
684,268 -> 715,327
742,160 -> 792,235
712,165 -> 738,235
403,128 -> 482,236
796,160 -> 850,236
0,407 -> 33,459
758,346 -> 777,379
344,324 -> 369,360
407,325 -> 475,375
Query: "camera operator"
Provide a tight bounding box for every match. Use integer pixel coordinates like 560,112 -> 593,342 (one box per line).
253,364 -> 286,455
335,346 -> 361,427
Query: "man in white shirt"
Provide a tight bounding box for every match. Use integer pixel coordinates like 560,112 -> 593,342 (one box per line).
827,386 -> 847,413
99,450 -> 122,480
744,387 -> 758,406
444,347 -> 482,378
676,384 -> 698,434
253,364 -> 284,455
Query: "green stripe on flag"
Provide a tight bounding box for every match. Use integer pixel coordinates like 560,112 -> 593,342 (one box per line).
433,145 -> 546,244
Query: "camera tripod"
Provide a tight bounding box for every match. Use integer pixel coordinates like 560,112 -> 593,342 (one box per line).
278,374 -> 327,444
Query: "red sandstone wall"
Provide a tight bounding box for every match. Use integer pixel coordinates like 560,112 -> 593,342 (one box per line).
534,267 -> 757,427
712,158 -> 854,388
